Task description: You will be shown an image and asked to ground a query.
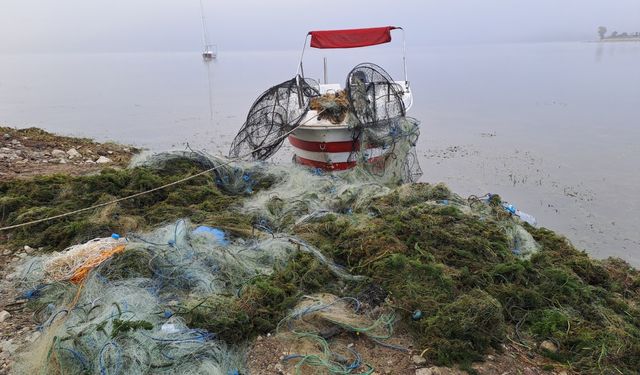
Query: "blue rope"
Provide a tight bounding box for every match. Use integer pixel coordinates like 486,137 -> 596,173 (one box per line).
99,341 -> 122,375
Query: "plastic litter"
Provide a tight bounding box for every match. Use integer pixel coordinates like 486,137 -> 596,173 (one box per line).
193,225 -> 229,246
515,210 -> 537,226
411,310 -> 424,321
161,323 -> 180,334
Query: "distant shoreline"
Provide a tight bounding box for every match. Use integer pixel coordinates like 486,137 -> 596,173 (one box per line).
597,38 -> 640,43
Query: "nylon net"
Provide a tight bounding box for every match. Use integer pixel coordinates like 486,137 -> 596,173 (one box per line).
11,152 -> 538,374
228,63 -> 422,183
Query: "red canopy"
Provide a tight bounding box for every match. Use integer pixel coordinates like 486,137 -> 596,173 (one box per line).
309,26 -> 398,49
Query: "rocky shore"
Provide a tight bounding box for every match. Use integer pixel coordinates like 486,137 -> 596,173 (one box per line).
0,127 -> 139,374
0,127 -> 137,180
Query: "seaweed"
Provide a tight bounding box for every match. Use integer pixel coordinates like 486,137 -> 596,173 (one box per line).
0,158 -> 252,251
295,183 -> 640,373
181,252 -> 342,343
7,163 -> 640,373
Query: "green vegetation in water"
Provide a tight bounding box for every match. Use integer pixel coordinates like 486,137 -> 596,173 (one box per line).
0,158 -> 255,251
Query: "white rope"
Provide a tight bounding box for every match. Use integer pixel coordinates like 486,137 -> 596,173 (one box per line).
0,110 -> 323,232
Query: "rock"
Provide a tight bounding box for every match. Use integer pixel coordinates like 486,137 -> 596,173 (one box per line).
96,156 -> 112,164
10,139 -> 20,146
123,147 -> 130,152
540,340 -> 558,353
0,311 -> 10,323
66,148 -> 82,159
23,246 -> 34,253
58,158 -> 68,164
51,149 -> 66,158
274,363 -> 285,374
0,339 -> 17,355
415,367 -> 465,375
27,331 -> 41,343
412,355 -> 427,366
107,150 -> 114,155
2,133 -> 10,139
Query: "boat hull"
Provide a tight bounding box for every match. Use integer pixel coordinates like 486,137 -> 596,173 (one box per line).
289,113 -> 387,171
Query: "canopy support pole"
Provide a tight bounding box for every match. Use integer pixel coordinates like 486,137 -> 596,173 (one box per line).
397,27 -> 408,82
296,34 -> 311,78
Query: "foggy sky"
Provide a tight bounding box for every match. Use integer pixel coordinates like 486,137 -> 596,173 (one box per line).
1,0 -> 639,53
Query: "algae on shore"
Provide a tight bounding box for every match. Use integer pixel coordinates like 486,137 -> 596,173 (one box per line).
2,155 -> 640,374
0,157 -> 254,251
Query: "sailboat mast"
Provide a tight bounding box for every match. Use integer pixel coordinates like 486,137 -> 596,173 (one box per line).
199,0 -> 210,47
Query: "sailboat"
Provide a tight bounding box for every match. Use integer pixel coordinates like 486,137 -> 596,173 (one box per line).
199,0 -> 217,60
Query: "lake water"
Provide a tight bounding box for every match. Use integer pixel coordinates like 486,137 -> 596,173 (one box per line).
1,42 -> 639,264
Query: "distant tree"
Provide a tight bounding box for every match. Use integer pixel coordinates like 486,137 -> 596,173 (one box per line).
598,26 -> 607,40
611,31 -> 619,38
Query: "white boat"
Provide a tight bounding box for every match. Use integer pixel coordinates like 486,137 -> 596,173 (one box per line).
202,44 -> 217,60
289,26 -> 413,171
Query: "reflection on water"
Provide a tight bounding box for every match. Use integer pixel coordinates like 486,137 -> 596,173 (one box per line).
0,42 -> 639,264
204,58 -> 215,121
594,40 -> 640,62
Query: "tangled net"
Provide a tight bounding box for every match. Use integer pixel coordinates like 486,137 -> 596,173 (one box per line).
344,64 -> 421,183
228,77 -> 319,160
14,218 -> 362,375
275,294 -> 399,374
345,63 -> 405,127
228,63 -> 422,183
309,91 -> 350,124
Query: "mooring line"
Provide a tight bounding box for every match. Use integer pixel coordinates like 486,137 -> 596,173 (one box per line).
0,110 -> 324,232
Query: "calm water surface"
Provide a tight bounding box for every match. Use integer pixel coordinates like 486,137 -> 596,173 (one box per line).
1,42 -> 639,264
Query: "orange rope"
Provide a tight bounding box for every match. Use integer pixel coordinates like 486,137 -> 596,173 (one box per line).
69,244 -> 126,284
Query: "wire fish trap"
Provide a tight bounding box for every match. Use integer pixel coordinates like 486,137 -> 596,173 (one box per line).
229,63 -> 421,183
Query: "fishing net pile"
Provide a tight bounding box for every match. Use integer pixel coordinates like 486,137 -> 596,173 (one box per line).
13,217 -> 363,375
273,294 -> 400,374
7,150 -> 640,374
229,63 -> 422,183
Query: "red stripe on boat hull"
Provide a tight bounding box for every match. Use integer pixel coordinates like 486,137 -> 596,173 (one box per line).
288,135 -> 359,153
294,155 -> 385,171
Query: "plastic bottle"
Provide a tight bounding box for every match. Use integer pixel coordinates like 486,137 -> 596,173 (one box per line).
516,210 -> 537,226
